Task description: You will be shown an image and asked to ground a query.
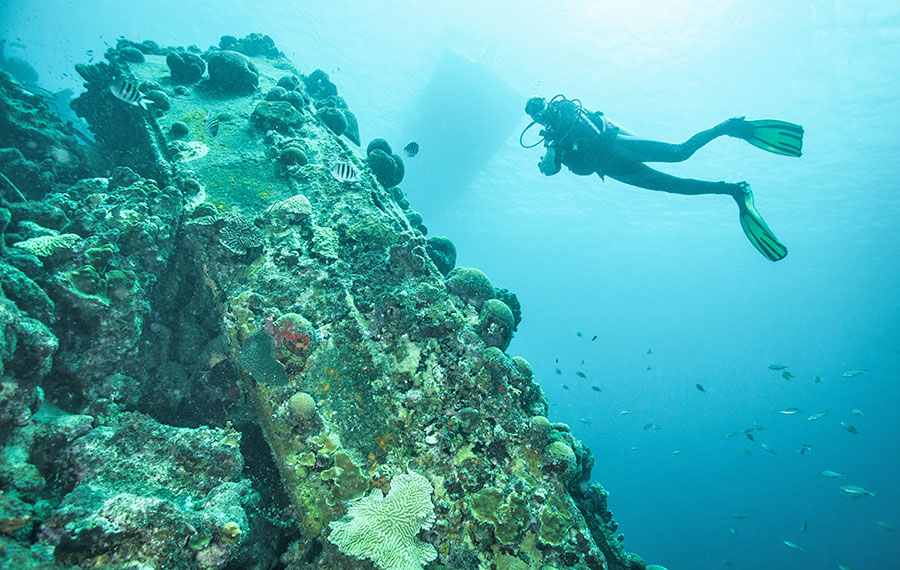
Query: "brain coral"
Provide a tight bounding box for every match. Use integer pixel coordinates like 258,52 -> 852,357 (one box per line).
445,267 -> 494,311
327,471 -> 436,570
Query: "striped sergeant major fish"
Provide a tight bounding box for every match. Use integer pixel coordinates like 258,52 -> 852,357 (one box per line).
205,111 -> 219,137
331,161 -> 357,182
109,77 -> 151,110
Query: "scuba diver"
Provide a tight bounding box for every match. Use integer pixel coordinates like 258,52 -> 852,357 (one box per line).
521,95 -> 804,261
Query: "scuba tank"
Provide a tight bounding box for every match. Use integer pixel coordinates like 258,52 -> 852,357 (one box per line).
520,94 -> 617,148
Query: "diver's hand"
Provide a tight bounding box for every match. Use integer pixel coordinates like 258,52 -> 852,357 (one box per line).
539,148 -> 560,175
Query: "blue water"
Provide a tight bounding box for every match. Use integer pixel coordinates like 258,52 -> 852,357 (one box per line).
4,1 -> 898,568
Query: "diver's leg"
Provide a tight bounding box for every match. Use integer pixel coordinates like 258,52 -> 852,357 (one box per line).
615,119 -> 743,163
604,159 -> 741,197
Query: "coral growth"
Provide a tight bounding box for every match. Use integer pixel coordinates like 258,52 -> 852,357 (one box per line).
0,32 -> 652,570
327,471 -> 437,570
166,51 -> 206,84
205,50 -> 259,94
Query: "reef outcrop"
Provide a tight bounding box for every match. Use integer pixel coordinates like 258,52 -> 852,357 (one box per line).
0,33 -> 651,570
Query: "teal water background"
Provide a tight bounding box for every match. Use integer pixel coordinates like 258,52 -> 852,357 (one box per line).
3,1 -> 898,568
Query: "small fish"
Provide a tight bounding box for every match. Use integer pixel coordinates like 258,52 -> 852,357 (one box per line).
840,422 -> 860,435
109,77 -> 151,110
642,422 -> 660,430
647,349 -> 653,354
646,365 -> 652,371
842,369 -> 868,378
672,449 -> 683,455
591,335 -> 597,341
630,446 -> 639,451
590,385 -> 601,392
555,358 -> 558,363
555,368 -> 562,375
800,520 -> 807,532
733,513 -> 747,519
838,565 -> 853,570
762,443 -> 777,454
746,433 -> 755,441
722,561 -> 735,568
579,418 -> 592,425
799,444 -> 813,455
576,331 -> 583,337
840,484 -> 875,498
726,431 -> 740,438
576,371 -> 586,379
402,141 -> 419,157
807,411 -> 829,421
750,422 -> 766,431
782,540 -> 804,551
780,407 -> 803,415
331,161 -> 357,182
740,448 -> 752,456
814,376 -> 821,383
561,384 -> 569,390
619,410 -> 630,415
782,370 -> 795,380
821,470 -> 843,478
769,364 -> 788,370
580,359 -> 585,365
729,527 -> 738,536
205,111 -> 219,137
695,383 -> 705,393
877,521 -> 895,532
851,408 -> 863,416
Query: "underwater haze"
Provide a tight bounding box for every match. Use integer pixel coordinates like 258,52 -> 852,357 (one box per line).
3,0 -> 899,568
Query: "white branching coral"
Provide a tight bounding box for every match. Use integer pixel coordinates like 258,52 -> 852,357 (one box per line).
327,471 -> 437,570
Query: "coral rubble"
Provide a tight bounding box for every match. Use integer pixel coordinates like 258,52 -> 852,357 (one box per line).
0,33 -> 651,570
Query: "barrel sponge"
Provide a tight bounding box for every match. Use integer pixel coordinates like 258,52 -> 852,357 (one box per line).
327,471 -> 437,570
317,107 -> 347,136
166,51 -> 206,84
367,149 -> 405,188
206,50 -> 259,94
445,267 -> 494,311
426,236 -> 456,276
366,138 -> 392,156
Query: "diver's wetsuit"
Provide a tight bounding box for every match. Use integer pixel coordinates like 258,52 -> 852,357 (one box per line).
541,98 -> 743,198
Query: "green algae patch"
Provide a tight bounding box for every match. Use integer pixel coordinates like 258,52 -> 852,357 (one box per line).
471,487 -> 504,523
470,488 -> 532,545
346,216 -> 398,248
321,451 -> 369,501
63,265 -> 109,306
538,495 -> 572,546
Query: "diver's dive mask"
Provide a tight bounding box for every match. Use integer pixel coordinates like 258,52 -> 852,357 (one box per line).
520,94 -> 572,148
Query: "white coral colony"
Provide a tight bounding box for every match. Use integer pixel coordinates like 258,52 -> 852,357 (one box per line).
327,471 -> 437,570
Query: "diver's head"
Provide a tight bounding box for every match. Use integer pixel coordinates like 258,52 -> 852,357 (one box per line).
525,96 -> 547,122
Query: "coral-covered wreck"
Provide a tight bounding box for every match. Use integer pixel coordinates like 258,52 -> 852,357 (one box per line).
0,34 -> 659,570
